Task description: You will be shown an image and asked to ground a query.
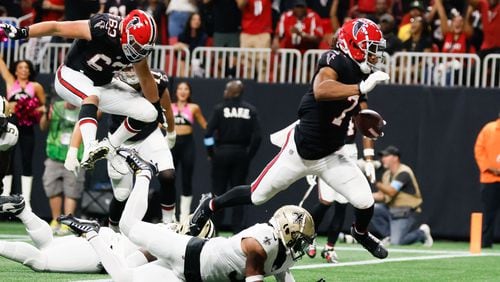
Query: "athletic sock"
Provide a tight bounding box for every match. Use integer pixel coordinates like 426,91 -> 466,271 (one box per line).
212,185 -> 252,211
310,202 -> 330,227
354,205 -> 374,234
161,204 -> 175,223
79,104 -> 98,148
109,118 -> 142,147
108,197 -> 127,229
327,202 -> 347,245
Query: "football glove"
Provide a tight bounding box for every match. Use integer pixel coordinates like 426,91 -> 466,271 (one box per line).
359,71 -> 389,95
64,147 -> 80,176
166,130 -> 176,149
0,23 -> 29,40
364,160 -> 376,184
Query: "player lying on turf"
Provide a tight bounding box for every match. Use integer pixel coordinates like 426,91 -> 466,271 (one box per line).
60,148 -> 315,281
0,195 -> 214,273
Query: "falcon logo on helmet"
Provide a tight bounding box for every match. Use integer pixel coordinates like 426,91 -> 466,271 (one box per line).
337,18 -> 386,74
121,9 -> 157,63
270,205 -> 315,261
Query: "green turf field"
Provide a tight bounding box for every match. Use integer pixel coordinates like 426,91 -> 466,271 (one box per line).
0,221 -> 499,281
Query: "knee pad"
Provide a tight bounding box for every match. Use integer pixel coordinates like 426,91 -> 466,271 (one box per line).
114,188 -> 131,202
351,194 -> 375,210
126,117 -> 147,132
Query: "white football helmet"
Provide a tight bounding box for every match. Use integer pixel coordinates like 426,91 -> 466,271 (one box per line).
269,205 -> 316,261
116,66 -> 140,86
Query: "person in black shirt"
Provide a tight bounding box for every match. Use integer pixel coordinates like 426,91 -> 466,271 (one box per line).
204,80 -> 261,233
0,10 -> 163,171
190,18 -> 389,259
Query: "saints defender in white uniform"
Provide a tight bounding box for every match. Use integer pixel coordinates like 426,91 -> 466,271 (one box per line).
62,148 -> 315,282
0,194 -> 214,273
0,96 -> 19,195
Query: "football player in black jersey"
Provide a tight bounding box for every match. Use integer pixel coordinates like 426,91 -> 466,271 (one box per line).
64,67 -> 177,226
0,9 -> 163,169
190,18 -> 390,259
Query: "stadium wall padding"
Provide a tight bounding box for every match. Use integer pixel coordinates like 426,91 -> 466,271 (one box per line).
5,75 -> 500,240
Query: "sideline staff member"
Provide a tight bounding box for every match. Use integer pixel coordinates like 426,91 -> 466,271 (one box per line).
204,80 -> 261,232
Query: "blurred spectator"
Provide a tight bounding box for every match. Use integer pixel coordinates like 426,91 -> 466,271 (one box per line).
99,0 -> 137,17
371,146 -> 433,247
474,111 -> 500,248
64,0 -> 99,21
39,100 -> 84,235
398,0 -> 425,42
176,12 -> 207,52
238,0 -> 272,81
379,13 -> 402,55
401,16 -> 432,52
166,0 -> 198,44
142,0 -> 169,45
435,0 -> 474,54
170,82 -> 207,223
273,0 -> 323,53
307,0 -> 340,49
175,12 -> 207,76
0,57 -> 46,212
203,0 -> 241,47
468,0 -> 500,58
40,0 -> 65,22
0,1 -> 23,18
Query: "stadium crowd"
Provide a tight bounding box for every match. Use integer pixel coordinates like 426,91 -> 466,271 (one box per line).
0,0 -> 498,57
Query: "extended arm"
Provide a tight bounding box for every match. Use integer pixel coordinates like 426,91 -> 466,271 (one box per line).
313,67 -> 360,101
160,89 -> 175,132
28,20 -> 91,40
242,237 -> 267,282
134,59 -> 160,103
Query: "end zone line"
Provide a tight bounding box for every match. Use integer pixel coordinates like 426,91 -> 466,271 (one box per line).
291,253 -> 500,270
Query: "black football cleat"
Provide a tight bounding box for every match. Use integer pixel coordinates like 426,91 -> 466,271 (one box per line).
350,225 -> 388,259
189,193 -> 213,236
116,148 -> 156,176
0,195 -> 25,216
58,214 -> 100,236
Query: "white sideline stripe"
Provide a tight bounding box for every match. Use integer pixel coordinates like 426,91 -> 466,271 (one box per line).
335,246 -> 471,255
291,253 -> 500,270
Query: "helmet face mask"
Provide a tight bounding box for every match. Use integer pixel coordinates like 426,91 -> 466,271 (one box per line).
337,18 -> 386,73
270,205 -> 316,261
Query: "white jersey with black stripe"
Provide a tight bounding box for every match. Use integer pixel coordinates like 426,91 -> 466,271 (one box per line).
199,223 -> 295,281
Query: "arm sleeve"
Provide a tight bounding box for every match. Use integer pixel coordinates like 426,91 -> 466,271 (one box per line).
248,108 -> 262,160
392,172 -> 411,192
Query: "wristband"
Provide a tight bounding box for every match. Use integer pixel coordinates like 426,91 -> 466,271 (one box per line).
363,148 -> 374,158
245,275 -> 264,282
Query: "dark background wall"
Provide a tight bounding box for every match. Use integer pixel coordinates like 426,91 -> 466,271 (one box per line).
4,75 -> 500,240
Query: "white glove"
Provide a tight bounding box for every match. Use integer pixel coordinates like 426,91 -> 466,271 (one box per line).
64,147 -> 80,176
359,71 -> 390,94
306,175 -> 317,186
364,160 -> 376,184
166,130 -> 176,149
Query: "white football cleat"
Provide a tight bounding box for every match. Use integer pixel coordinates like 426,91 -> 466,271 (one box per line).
81,138 -> 115,169
419,224 -> 433,247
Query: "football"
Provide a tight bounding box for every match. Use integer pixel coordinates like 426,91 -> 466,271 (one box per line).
353,109 -> 386,139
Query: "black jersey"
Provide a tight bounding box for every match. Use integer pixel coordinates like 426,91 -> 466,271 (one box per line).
65,13 -> 131,86
344,94 -> 367,145
206,98 -> 261,158
294,49 -> 368,160
109,70 -> 169,142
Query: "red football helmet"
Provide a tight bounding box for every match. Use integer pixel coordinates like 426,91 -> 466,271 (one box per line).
121,9 -> 157,63
337,18 -> 386,73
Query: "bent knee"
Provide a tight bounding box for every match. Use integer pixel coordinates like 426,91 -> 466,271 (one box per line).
114,188 -> 131,202
350,194 -> 374,209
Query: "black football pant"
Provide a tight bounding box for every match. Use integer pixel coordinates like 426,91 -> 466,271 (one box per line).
171,134 -> 195,197
211,145 -> 250,233
8,125 -> 34,176
481,182 -> 500,248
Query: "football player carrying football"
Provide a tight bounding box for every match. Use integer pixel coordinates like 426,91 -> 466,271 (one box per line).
190,18 -> 390,259
0,10 -> 162,169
